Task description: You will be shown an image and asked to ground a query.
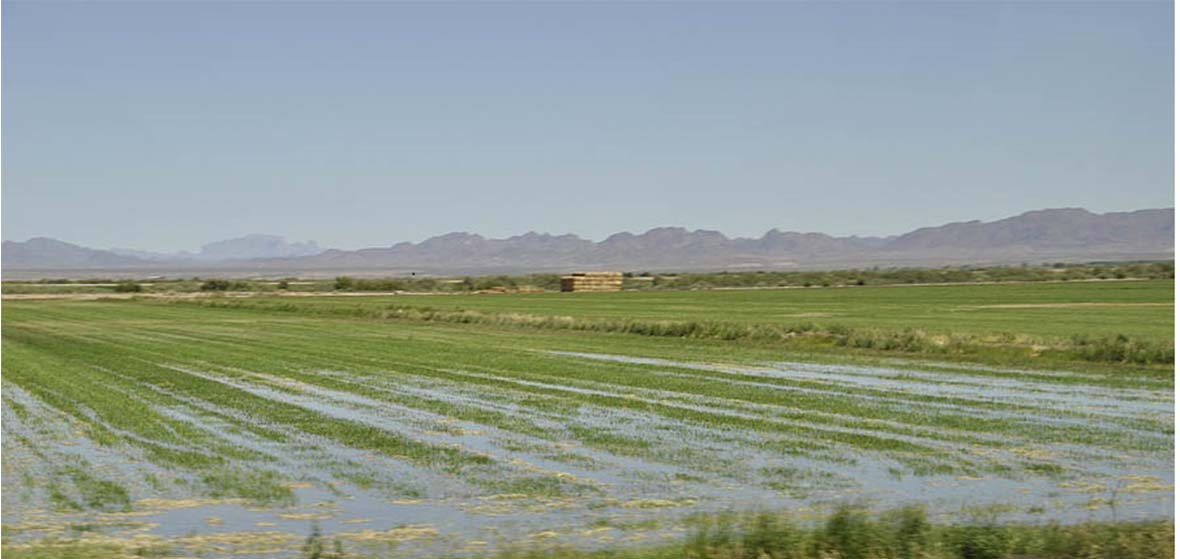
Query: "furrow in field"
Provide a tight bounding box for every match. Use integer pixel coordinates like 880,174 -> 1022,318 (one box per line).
126,323 -> 1170,441
636,368 -> 1170,451
295,367 -> 860,481
546,352 -> 1172,446
768,359 -> 1166,413
65,314 -> 1166,460
157,365 -> 593,488
552,351 -> 1172,418
158,363 -> 769,498
637,367 -> 1161,443
6,327 -> 492,474
9,308 -> 1165,483
122,349 -> 865,502
145,399 -> 452,500
214,322 -> 1146,451
693,354 -> 1161,405
16,320 -> 717,478
68,322 -> 954,457
1,385 -> 178,519
2,339 -> 245,467
436,368 -> 965,457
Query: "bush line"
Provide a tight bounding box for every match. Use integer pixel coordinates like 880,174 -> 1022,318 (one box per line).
291,505 -> 1172,559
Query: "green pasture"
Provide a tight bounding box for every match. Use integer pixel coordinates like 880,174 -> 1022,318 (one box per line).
266,280 -> 1173,340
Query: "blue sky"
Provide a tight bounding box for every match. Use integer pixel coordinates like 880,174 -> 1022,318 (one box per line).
3,1 -> 1173,251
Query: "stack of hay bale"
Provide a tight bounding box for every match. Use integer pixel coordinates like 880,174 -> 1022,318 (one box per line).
560,272 -> 624,292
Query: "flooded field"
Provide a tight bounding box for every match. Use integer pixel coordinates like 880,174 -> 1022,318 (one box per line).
1,298 -> 1173,557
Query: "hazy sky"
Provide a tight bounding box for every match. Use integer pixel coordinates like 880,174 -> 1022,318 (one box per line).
3,1 -> 1173,251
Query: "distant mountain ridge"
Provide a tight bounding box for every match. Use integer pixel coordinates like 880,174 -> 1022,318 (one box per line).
3,237 -> 149,269
3,208 -> 1173,277
110,234 -> 322,262
198,234 -> 321,261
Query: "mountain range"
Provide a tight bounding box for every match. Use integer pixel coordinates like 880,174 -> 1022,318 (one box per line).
109,234 -> 322,262
2,208 -> 1173,278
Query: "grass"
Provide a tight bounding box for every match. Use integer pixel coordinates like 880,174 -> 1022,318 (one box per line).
248,279 -> 1174,338
200,468 -> 296,505
4,507 -> 1172,559
170,279 -> 1175,366
665,507 -> 1173,559
59,466 -> 132,512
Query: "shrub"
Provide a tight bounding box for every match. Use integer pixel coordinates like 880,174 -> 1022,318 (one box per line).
200,279 -> 231,291
1068,334 -> 1174,365
947,524 -> 1009,559
819,506 -> 887,559
113,281 -> 142,293
890,505 -> 929,558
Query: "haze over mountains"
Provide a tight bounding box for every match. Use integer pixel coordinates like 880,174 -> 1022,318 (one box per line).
2,208 -> 1173,278
109,234 -> 322,262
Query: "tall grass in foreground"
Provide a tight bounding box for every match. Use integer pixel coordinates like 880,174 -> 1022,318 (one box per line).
669,507 -> 1173,559
269,506 -> 1180,559
5,506 -> 1171,559
484,507 -> 1173,559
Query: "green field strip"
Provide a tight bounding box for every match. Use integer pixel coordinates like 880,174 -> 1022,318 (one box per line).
156,287 -> 1176,372
162,278 -> 1174,339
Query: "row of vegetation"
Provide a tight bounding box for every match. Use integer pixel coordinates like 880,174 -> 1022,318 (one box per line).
452,507 -> 1171,559
635,261 -> 1174,290
176,297 -> 1174,366
7,507 -> 1171,558
3,261 -> 1172,295
331,274 -> 560,292
295,261 -> 1180,293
